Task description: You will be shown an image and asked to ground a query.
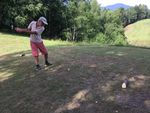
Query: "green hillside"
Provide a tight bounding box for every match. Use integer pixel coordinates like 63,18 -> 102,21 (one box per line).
125,19 -> 150,47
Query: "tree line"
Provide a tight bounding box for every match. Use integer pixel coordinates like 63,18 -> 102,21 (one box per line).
0,0 -> 150,45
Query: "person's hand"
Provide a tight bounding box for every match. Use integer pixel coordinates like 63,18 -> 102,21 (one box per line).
15,27 -> 23,33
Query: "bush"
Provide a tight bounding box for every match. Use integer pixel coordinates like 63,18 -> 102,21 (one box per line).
95,33 -> 108,44
94,32 -> 128,46
113,35 -> 128,46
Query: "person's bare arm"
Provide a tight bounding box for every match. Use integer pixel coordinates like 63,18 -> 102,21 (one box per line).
15,28 -> 37,34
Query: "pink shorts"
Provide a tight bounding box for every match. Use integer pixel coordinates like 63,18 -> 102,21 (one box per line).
30,41 -> 48,57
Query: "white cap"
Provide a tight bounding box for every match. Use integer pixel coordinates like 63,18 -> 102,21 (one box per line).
38,17 -> 48,25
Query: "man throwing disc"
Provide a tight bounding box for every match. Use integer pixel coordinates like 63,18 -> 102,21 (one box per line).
15,17 -> 52,70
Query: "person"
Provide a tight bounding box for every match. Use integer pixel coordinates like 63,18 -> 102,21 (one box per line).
15,17 -> 52,70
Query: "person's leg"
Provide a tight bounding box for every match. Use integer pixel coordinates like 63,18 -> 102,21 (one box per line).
38,42 -> 52,66
34,56 -> 41,70
44,53 -> 48,63
34,56 -> 39,65
44,53 -> 52,66
30,41 -> 41,69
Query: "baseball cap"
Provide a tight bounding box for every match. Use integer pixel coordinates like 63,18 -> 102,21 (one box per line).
38,17 -> 48,25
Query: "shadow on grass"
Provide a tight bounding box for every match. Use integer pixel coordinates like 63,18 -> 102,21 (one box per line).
0,46 -> 150,113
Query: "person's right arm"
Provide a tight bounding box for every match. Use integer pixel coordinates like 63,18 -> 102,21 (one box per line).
15,21 -> 37,34
15,28 -> 37,34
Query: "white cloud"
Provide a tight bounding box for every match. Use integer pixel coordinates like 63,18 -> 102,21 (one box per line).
97,0 -> 150,8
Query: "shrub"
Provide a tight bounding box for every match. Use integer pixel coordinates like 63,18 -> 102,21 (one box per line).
95,33 -> 108,44
113,35 -> 128,46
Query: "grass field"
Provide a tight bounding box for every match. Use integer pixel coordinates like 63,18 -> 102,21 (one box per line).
125,19 -> 150,47
0,32 -> 76,56
0,32 -> 150,113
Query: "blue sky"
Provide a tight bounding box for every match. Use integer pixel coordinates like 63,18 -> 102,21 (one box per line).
97,0 -> 150,8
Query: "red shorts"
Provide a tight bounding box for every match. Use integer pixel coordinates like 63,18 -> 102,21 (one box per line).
30,41 -> 48,57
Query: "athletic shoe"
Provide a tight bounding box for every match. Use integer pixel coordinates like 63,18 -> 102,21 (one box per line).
35,65 -> 41,70
45,61 -> 52,67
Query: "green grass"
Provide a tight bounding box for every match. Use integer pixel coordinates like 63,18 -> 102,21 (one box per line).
0,32 -> 30,55
0,32 -> 101,56
0,32 -> 76,56
125,19 -> 150,47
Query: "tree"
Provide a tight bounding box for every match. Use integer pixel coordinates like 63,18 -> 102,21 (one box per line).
63,0 -> 101,41
0,0 -> 47,28
135,4 -> 149,19
126,7 -> 137,24
42,0 -> 67,38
